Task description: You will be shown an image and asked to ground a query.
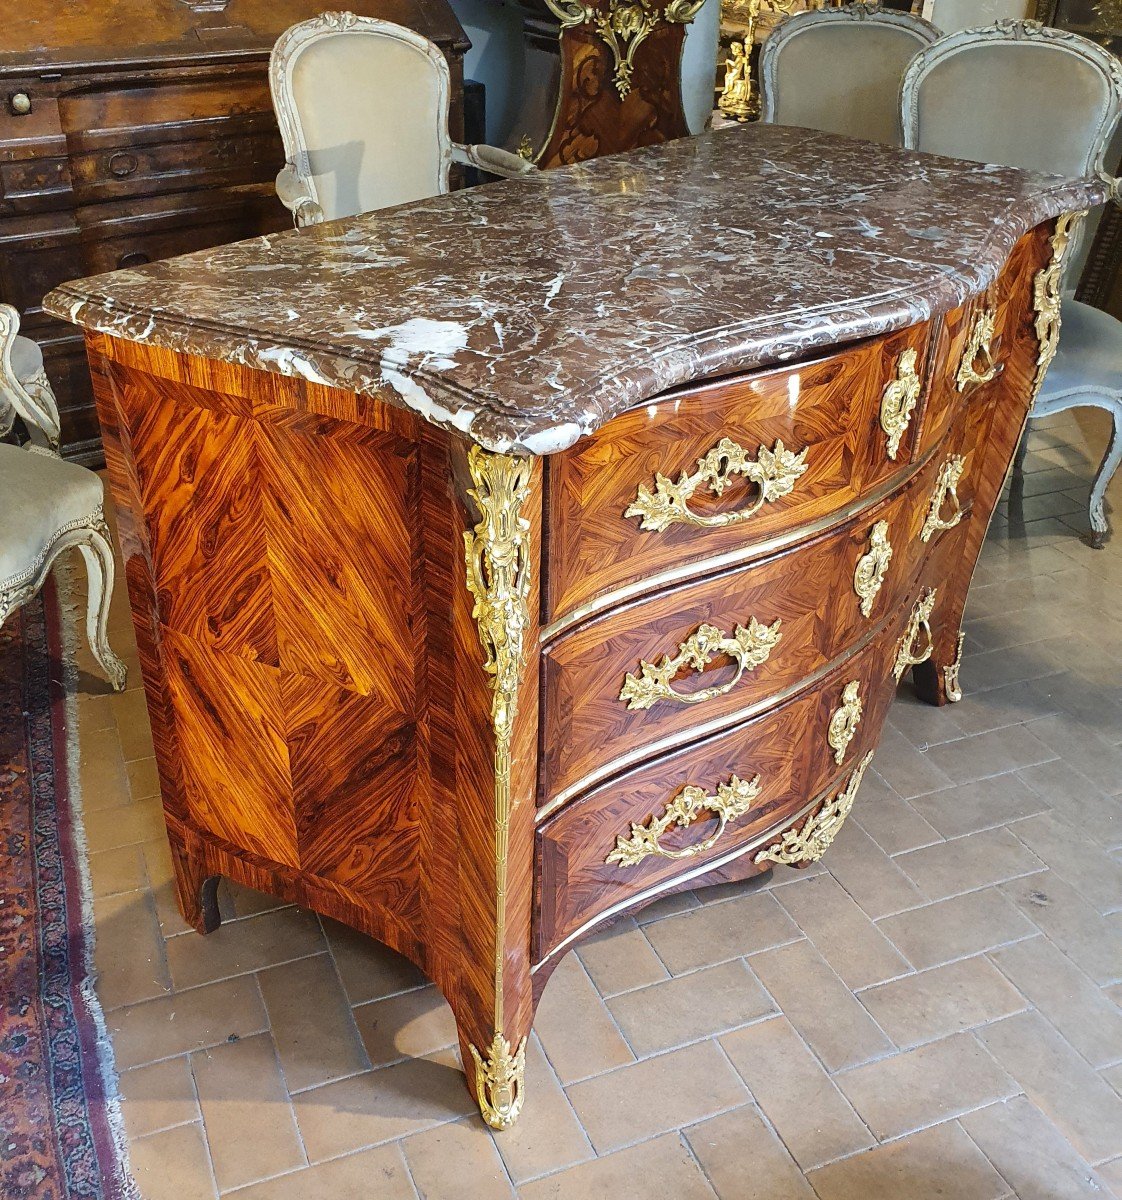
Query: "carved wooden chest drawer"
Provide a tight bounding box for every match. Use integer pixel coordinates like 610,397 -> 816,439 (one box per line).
0,0 -> 469,463
45,125 -> 1103,1130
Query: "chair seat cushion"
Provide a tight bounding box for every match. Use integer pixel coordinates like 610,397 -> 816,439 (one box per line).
1039,298 -> 1122,399
0,444 -> 104,588
10,334 -> 44,383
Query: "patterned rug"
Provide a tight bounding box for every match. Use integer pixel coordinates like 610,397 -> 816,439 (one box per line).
0,582 -> 136,1200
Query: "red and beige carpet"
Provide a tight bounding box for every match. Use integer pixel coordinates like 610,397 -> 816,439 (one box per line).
0,583 -> 135,1199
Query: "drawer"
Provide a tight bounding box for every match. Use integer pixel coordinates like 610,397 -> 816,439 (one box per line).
918,225 -> 1045,459
539,437 -> 968,811
545,321 -> 933,629
535,598 -> 912,961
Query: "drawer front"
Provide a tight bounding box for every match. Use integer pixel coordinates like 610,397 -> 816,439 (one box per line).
540,437 -> 968,810
535,603 -> 912,961
918,226 -> 1044,459
545,322 -> 932,627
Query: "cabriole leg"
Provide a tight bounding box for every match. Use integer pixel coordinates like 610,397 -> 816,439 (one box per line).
76,523 -> 128,691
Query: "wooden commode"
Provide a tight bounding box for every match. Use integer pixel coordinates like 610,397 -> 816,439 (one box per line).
45,125 -> 1104,1129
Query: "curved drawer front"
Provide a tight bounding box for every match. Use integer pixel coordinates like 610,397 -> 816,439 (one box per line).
544,322 -> 932,628
535,603 -> 912,962
540,439 -> 966,810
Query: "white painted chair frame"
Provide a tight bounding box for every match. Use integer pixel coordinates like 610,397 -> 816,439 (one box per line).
269,11 -> 536,227
902,19 -> 1122,546
0,303 -> 61,451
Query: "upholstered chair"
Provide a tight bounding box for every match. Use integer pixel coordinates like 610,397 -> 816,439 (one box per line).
270,12 -> 537,226
759,3 -> 939,147
1,305 -> 127,690
902,20 -> 1122,545
1,303 -> 61,451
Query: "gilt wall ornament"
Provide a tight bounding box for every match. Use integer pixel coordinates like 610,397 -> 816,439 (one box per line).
546,0 -> 706,99
619,617 -> 782,711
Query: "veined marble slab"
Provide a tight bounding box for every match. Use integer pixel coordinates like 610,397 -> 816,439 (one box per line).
45,124 -> 1105,454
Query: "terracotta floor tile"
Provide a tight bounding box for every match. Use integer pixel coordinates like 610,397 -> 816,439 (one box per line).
1027,715 -> 1122,795
225,1144 -> 415,1200
833,1032 -> 1017,1140
403,1118 -> 514,1200
111,686 -> 157,761
1017,756 -> 1122,851
191,1032 -> 305,1191
78,724 -> 132,812
258,953 -> 370,1092
574,917 -> 669,997
291,1050 -> 475,1161
863,724 -> 955,800
632,890 -> 701,925
850,779 -> 943,855
321,917 -> 428,1004
961,1096 -> 1113,1200
807,1121 -> 1007,1200
84,795 -> 165,852
856,956 -> 1025,1048
88,844 -> 147,898
606,959 -> 774,1057
720,1017 -> 873,1171
895,826 -> 1045,901
774,873 -> 911,990
564,1040 -> 747,1154
126,755 -> 160,802
977,1012 -> 1122,1164
749,939 -> 893,1072
92,889 -> 171,1010
353,984 -> 458,1069
991,936 -> 1122,1068
640,889 -> 800,975
491,1037 -> 593,1185
108,976 -> 268,1070
819,818 -> 927,919
684,1104 -> 815,1200
923,725 -> 1056,786
1010,812 -> 1122,915
909,774 -> 1050,839
118,1056 -> 200,1140
164,907 -> 325,990
534,953 -> 634,1084
875,888 -> 1036,970
128,1122 -> 217,1200
517,1133 -> 717,1200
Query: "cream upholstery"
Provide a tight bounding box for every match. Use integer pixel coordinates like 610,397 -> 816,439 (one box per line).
925,0 -> 1030,34
0,444 -> 127,690
0,303 -> 61,450
903,21 -> 1122,546
760,4 -> 939,147
270,13 -> 536,226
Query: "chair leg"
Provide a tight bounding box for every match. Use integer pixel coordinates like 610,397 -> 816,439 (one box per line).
1087,402 -> 1122,549
77,526 -> 128,691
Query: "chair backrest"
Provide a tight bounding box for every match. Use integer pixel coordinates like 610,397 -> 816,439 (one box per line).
270,12 -> 453,223
925,0 -> 1030,35
902,20 -> 1122,179
760,3 -> 940,147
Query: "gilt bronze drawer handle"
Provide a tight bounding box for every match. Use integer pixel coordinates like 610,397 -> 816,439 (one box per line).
755,751 -> 874,867
853,520 -> 893,618
605,773 -> 762,868
894,588 -> 938,682
880,348 -> 922,460
956,308 -> 1003,391
921,454 -> 966,544
619,616 -> 783,712
624,437 -> 809,532
827,680 -> 863,765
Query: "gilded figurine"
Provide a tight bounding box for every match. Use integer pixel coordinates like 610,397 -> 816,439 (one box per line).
718,40 -> 753,120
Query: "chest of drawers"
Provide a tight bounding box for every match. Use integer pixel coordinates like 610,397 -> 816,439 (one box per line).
46,126 -> 1102,1130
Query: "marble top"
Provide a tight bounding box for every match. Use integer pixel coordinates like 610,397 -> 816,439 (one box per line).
46,124 -> 1104,455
